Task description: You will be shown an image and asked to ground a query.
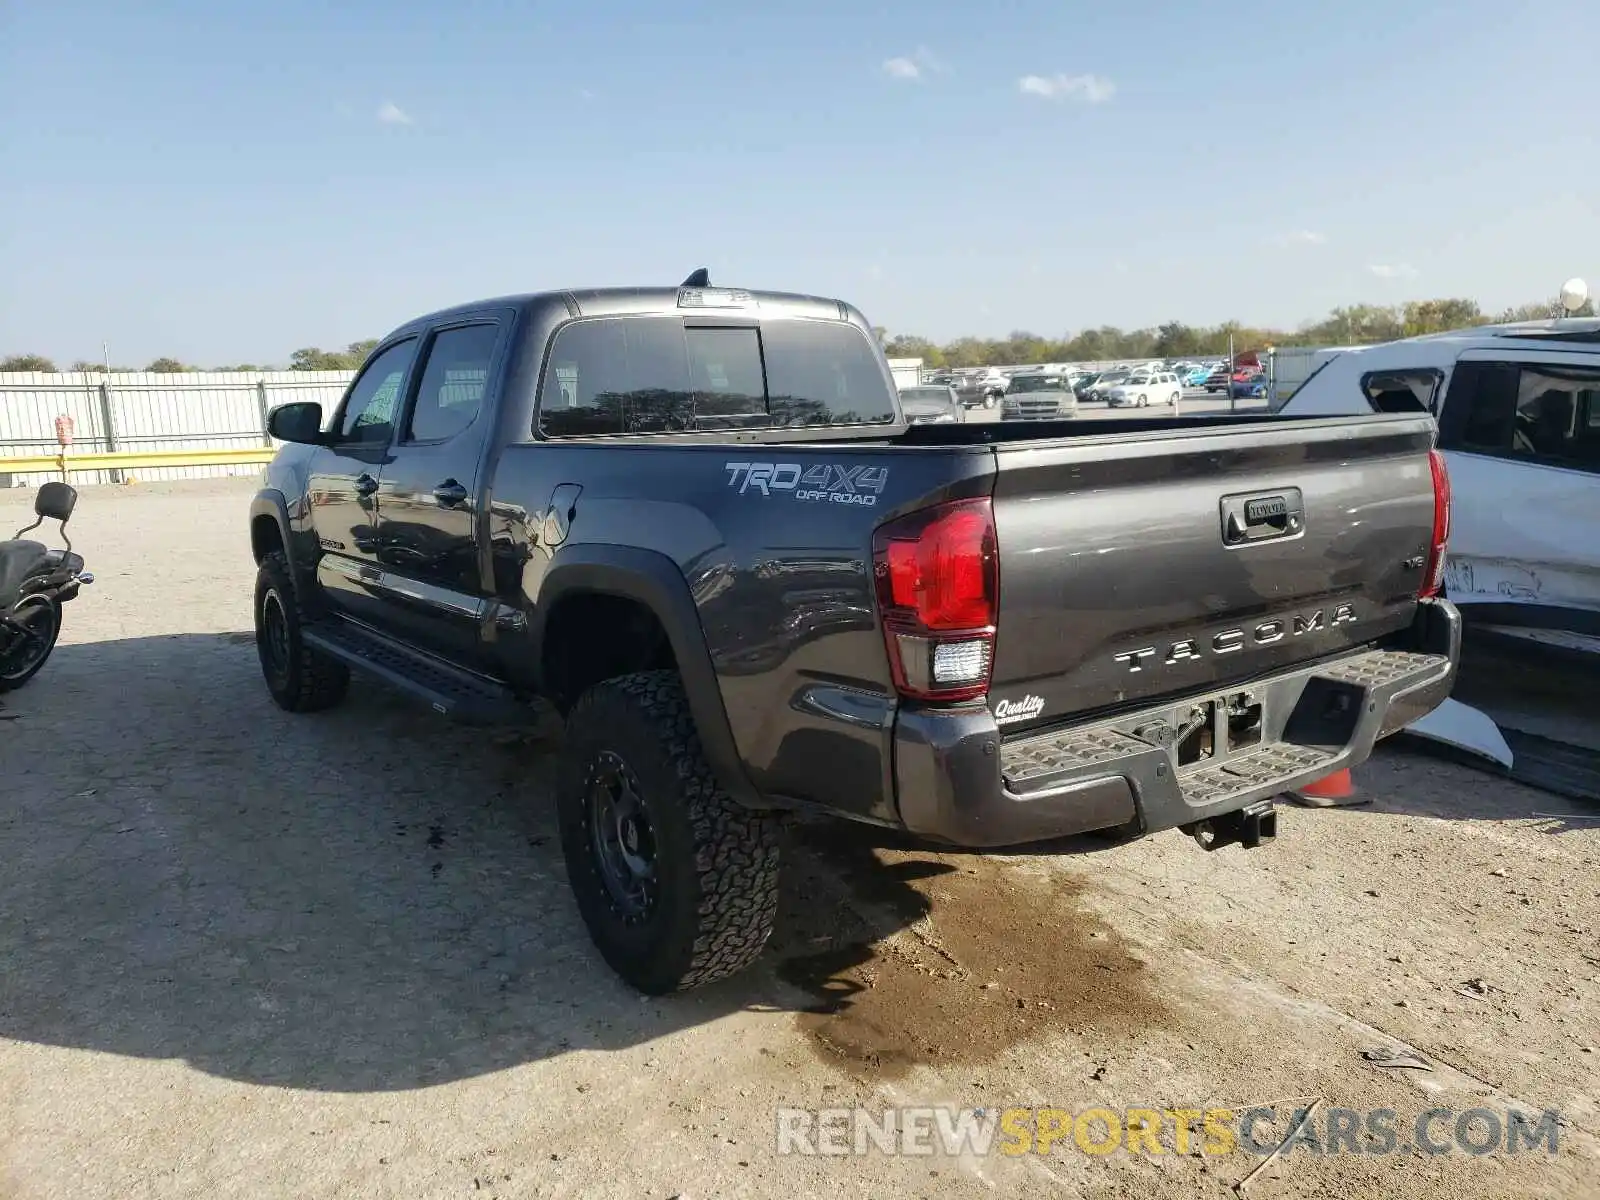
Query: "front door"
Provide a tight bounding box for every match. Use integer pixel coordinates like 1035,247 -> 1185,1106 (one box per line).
371,320 -> 505,663
308,338 -> 418,627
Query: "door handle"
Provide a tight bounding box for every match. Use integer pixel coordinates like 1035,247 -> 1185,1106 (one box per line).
432,480 -> 469,506
354,473 -> 379,497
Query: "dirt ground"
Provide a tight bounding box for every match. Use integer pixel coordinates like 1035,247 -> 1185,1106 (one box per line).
1,479 -> 1596,1200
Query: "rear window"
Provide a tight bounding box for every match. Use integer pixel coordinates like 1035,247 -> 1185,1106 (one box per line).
538,316 -> 897,436
762,319 -> 898,428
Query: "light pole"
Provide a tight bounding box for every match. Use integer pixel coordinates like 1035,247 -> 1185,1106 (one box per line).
1227,332 -> 1236,414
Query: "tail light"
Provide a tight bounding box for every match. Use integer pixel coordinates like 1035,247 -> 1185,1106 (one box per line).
1418,449 -> 1452,598
872,498 -> 998,702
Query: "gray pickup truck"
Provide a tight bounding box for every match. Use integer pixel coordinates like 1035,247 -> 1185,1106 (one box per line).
249,273 -> 1459,994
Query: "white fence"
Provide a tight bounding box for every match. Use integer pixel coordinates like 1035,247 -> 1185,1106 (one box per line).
0,370 -> 355,487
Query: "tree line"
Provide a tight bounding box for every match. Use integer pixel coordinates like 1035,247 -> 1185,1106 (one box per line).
877,294 -> 1595,369
0,340 -> 381,374
2,294 -> 1591,375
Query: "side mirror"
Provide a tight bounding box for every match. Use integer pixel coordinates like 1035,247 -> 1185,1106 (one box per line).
267,401 -> 326,445
35,480 -> 77,522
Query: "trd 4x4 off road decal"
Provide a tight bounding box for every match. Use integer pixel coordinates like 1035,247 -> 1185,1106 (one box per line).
724,462 -> 889,507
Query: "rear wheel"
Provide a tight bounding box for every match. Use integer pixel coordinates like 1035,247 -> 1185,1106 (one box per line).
0,596 -> 61,692
254,551 -> 350,712
1138,393 -> 1148,407
558,669 -> 781,994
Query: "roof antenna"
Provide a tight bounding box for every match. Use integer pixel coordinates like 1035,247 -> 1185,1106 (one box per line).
681,267 -> 711,288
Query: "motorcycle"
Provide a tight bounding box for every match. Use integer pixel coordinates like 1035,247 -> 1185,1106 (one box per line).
0,482 -> 93,691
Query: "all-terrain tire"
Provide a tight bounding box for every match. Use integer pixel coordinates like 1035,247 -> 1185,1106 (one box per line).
254,551 -> 350,713
558,669 -> 781,994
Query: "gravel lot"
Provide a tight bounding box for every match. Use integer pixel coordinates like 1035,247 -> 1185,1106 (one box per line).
1,480 -> 1596,1200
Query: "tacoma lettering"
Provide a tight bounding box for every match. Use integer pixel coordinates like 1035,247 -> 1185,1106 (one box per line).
1114,605 -> 1359,673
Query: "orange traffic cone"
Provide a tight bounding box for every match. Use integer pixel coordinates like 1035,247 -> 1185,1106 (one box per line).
1286,768 -> 1368,808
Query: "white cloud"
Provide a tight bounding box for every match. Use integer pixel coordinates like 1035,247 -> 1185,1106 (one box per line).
376,101 -> 412,126
578,88 -> 596,101
1367,263 -> 1419,279
867,263 -> 884,281
882,46 -> 944,82
1018,73 -> 1116,104
1271,230 -> 1327,246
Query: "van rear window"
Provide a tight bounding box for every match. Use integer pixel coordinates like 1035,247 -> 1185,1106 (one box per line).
537,316 -> 897,437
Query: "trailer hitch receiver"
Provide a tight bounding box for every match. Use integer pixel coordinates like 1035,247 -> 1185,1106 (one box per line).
1182,799 -> 1277,852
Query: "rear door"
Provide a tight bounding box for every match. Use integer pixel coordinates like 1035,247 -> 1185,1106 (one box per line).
371,318 -> 508,663
1436,349 -> 1600,650
309,338 -> 418,627
985,414 -> 1439,725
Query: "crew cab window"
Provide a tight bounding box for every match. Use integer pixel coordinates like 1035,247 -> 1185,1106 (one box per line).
406,324 -> 498,442
537,317 -> 694,436
338,339 -> 416,443
537,315 -> 898,436
1442,361 -> 1600,471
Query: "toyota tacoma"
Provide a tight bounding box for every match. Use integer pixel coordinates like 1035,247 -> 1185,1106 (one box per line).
249,271 -> 1460,994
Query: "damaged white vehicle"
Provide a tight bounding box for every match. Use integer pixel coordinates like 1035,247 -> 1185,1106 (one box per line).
1279,288 -> 1598,663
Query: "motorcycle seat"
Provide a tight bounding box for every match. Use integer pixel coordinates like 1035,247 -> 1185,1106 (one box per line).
0,540 -> 51,608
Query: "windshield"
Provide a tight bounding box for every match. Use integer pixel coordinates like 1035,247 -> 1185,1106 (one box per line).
899,387 -> 952,404
1008,374 -> 1066,393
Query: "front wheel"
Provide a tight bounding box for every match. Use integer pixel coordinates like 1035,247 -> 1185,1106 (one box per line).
983,392 -> 997,409
0,596 -> 61,692
558,670 -> 781,994
255,551 -> 350,712
1138,393 -> 1148,407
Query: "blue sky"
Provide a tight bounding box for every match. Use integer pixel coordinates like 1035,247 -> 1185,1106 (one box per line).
2,0 -> 1596,365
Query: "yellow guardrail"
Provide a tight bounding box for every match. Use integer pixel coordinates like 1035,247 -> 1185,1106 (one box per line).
0,446 -> 276,475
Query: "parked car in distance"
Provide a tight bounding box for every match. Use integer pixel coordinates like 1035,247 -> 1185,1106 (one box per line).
1183,365 -> 1214,387
1002,371 -> 1079,420
1107,372 -> 1184,408
898,385 -> 965,425
1085,371 -> 1131,402
951,370 -> 1002,410
1230,373 -> 1269,400
1203,366 -> 1231,392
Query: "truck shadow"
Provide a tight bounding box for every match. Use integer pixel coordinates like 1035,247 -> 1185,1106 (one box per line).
0,632 -> 1163,1093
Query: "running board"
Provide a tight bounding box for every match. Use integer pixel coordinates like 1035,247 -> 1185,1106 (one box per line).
302,620 -> 530,725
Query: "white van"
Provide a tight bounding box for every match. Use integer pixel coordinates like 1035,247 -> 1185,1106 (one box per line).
1277,316 -> 1600,656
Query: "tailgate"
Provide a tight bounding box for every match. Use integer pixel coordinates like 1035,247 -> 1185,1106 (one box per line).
987,414 -> 1439,721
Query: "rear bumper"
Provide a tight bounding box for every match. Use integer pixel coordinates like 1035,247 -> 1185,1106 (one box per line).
891,598 -> 1461,848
